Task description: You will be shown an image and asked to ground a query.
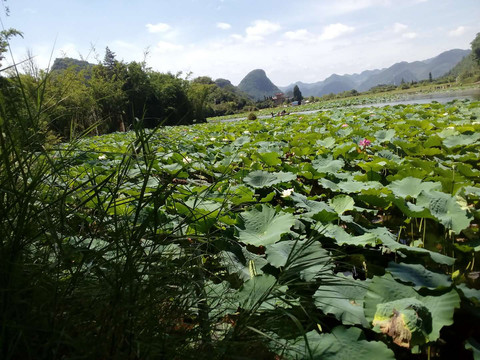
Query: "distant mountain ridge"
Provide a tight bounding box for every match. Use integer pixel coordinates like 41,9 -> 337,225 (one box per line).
278,49 -> 470,97
50,48 -> 470,102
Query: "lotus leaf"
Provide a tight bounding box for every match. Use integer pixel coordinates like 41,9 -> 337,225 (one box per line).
243,170 -> 296,188
237,205 -> 296,246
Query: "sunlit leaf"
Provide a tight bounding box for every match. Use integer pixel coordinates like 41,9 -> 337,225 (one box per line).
237,205 -> 295,246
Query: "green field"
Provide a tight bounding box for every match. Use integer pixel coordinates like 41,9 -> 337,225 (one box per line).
2,100 -> 480,359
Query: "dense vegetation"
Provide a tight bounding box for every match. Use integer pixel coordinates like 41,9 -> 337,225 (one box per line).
446,33 -> 480,84
0,48 -> 258,141
2,66 -> 480,359
1,18 -> 480,359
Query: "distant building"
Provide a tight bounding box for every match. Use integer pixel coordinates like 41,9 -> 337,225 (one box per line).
290,101 -> 299,106
272,92 -> 286,106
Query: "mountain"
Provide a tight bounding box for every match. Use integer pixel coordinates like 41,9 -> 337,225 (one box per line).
51,57 -> 93,72
280,49 -> 470,96
237,69 -> 281,100
215,78 -> 235,89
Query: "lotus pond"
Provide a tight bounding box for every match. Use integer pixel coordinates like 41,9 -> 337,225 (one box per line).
52,100 -> 480,358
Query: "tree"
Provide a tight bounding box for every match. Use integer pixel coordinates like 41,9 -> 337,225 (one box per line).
0,28 -> 22,69
429,72 -> 433,82
90,60 -> 128,133
188,82 -> 214,123
471,32 -> 480,65
103,46 -> 117,72
293,85 -> 303,104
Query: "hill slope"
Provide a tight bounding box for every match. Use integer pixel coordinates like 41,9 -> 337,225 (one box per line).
237,69 -> 281,101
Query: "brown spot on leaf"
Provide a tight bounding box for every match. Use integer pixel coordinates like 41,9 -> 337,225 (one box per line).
373,309 -> 412,348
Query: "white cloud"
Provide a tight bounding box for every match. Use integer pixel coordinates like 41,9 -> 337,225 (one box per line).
392,23 -> 416,39
155,41 -> 184,53
146,23 -> 171,33
449,26 -> 466,37
320,23 -> 355,40
217,22 -> 231,30
402,32 -> 417,39
284,29 -> 314,41
245,20 -> 281,38
229,20 -> 282,43
393,23 -> 408,33
321,0 -> 391,15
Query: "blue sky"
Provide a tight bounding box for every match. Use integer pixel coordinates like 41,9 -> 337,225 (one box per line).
4,0 -> 480,85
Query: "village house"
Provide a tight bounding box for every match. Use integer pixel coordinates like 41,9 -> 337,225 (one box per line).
272,92 -> 286,106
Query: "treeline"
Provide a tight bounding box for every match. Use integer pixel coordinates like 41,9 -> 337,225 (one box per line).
1,47 -> 255,141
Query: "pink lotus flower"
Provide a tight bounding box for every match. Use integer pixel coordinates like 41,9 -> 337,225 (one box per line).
359,138 -> 371,148
341,123 -> 348,128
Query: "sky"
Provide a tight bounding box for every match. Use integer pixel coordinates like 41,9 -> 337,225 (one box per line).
3,0 -> 480,86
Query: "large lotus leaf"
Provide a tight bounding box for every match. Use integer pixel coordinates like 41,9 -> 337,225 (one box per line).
204,280 -> 238,318
357,159 -> 388,173
356,188 -> 393,208
372,297 -> 431,348
316,137 -> 336,149
392,197 -> 433,218
461,186 -> 480,197
364,274 -> 460,347
387,262 -> 451,290
236,274 -> 277,310
437,128 -> 459,139
368,226 -> 455,265
265,241 -> 297,268
312,155 -> 344,174
290,192 -> 338,221
265,239 -> 332,281
387,177 -> 442,199
378,149 -> 402,162
442,132 -> 480,148
233,136 -> 251,146
329,195 -> 354,215
314,275 -> 370,326
219,247 -> 268,280
258,152 -> 282,166
416,190 -> 471,233
322,224 -> 379,247
243,170 -> 296,188
337,180 -> 383,193
230,185 -> 256,205
319,178 -> 340,191
375,129 -> 396,143
286,326 -> 395,360
237,205 -> 295,246
457,283 -> 480,302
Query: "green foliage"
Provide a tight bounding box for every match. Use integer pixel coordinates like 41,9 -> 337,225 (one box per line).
0,28 -> 22,68
285,326 -> 395,359
1,90 -> 480,359
471,32 -> 480,65
236,205 -> 295,246
293,84 -> 303,104
247,112 -> 257,120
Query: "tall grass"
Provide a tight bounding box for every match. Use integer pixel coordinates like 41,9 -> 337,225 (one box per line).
0,62 -> 224,359
0,56 -> 350,359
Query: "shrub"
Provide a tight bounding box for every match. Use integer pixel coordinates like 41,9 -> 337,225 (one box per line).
247,112 -> 257,120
